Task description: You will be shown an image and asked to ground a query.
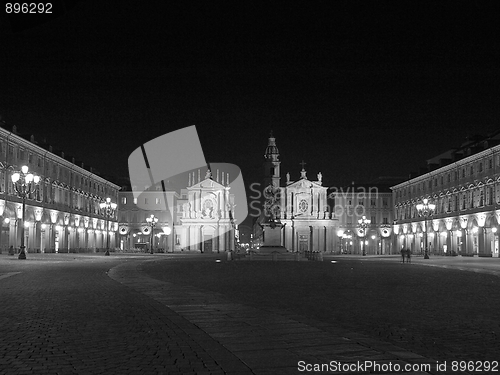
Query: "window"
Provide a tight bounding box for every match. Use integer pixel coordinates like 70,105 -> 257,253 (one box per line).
489,159 -> 493,169
155,198 -> 160,204
382,198 -> 388,207
144,198 -> 148,205
370,216 -> 376,224
370,199 -> 376,207
133,198 -> 137,204
121,197 -> 127,204
383,217 -> 388,224
298,199 -> 308,213
479,162 -> 483,172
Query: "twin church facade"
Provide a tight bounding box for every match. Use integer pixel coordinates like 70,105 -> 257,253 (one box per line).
118,132 -> 395,255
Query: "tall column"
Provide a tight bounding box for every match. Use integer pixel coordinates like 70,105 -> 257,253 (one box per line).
463,229 -> 469,255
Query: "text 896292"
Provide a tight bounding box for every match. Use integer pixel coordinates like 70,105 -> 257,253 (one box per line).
6,3 -> 52,13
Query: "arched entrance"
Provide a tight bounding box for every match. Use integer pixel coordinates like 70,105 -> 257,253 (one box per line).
202,226 -> 215,253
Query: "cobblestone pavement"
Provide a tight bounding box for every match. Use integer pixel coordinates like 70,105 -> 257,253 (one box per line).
0,253 -> 243,375
326,254 -> 500,277
2,252 -> 495,374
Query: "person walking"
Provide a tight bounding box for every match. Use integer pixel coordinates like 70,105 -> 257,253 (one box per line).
400,248 -> 406,263
406,248 -> 412,264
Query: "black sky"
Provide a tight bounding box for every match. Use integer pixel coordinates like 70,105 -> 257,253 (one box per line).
1,1 -> 499,187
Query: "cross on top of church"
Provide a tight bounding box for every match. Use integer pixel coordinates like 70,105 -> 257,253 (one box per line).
300,160 -> 307,179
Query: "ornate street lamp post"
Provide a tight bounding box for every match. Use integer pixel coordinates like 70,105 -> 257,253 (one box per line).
146,214 -> 158,254
99,197 -> 117,256
358,215 -> 371,256
416,198 -> 436,259
11,165 -> 40,259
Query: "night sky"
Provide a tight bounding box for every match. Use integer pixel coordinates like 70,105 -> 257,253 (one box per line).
1,1 -> 499,188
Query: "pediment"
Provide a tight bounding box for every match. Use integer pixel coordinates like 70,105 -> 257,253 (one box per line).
188,178 -> 226,190
286,178 -> 324,190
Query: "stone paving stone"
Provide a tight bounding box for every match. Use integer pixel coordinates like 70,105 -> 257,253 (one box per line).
107,258 -> 452,374
5,254 -> 489,374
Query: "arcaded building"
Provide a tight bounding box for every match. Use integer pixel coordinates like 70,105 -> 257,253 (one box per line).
0,123 -> 120,253
329,179 -> 397,255
392,132 -> 500,258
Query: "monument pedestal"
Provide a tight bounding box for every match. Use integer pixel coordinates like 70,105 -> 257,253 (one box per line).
258,222 -> 288,254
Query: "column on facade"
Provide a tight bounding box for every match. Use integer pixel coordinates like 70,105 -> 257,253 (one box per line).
316,226 -> 323,252
286,191 -> 293,219
230,226 -> 235,251
189,225 -> 196,251
326,227 -> 334,253
479,227 -> 491,256
462,229 -> 468,255
215,226 -> 221,252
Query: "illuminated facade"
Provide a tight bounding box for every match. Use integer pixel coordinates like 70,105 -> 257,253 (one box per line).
254,133 -> 338,252
118,167 -> 236,252
0,123 -> 120,253
329,182 -> 395,255
392,132 -> 500,258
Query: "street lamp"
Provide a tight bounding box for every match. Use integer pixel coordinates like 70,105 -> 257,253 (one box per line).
416,198 -> 436,259
358,215 -> 371,256
146,214 -> 158,254
99,197 -> 117,256
11,165 -> 40,259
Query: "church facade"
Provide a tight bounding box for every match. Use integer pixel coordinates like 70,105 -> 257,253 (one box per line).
254,133 -> 338,252
118,168 -> 236,252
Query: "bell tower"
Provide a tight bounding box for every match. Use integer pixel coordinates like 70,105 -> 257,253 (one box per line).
264,131 -> 281,188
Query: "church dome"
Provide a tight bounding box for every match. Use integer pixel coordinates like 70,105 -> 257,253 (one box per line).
264,132 -> 279,159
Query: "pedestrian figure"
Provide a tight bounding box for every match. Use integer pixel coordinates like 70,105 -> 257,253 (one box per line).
406,248 -> 411,264
400,248 -> 406,263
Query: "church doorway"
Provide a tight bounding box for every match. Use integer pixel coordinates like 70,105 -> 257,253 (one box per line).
203,235 -> 213,253
299,234 -> 309,252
